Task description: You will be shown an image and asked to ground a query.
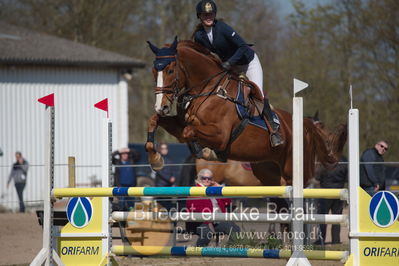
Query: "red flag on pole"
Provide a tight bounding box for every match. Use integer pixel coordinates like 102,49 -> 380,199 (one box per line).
94,98 -> 109,118
38,93 -> 54,107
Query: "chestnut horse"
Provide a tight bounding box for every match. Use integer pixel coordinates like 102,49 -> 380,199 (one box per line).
194,113 -> 347,187
145,37 -> 339,187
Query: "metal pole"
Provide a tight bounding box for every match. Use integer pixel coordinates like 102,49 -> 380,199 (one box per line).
348,109 -> 360,265
287,79 -> 311,266
31,106 -> 63,266
101,118 -> 112,265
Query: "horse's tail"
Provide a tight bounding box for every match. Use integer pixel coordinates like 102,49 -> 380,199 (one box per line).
305,118 -> 338,168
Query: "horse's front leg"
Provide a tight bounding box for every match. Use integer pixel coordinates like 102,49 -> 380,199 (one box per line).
145,114 -> 164,171
145,114 -> 187,171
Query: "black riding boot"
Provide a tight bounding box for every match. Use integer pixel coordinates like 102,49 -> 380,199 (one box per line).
262,98 -> 284,147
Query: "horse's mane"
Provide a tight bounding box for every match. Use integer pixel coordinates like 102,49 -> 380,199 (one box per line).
178,40 -> 221,65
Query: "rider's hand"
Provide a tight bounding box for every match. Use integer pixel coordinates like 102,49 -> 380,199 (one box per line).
210,181 -> 220,187
374,184 -> 380,192
222,61 -> 231,71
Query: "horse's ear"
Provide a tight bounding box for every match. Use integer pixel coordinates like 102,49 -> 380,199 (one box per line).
171,36 -> 178,50
147,41 -> 159,54
314,110 -> 319,121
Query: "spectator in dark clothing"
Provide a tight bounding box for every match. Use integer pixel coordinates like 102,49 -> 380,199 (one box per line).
360,141 -> 388,196
314,156 -> 348,245
155,143 -> 179,211
177,155 -> 197,186
112,148 -> 139,211
7,151 -> 29,212
155,143 -> 178,187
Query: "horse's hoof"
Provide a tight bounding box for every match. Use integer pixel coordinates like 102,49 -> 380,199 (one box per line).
145,142 -> 154,152
202,148 -> 219,161
149,153 -> 164,171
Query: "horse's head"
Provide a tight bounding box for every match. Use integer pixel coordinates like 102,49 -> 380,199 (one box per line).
147,36 -> 180,116
148,38 -> 225,116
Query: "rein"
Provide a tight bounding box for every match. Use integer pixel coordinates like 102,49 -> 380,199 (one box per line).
154,51 -> 248,110
177,70 -> 227,108
177,72 -> 249,110
175,69 -> 226,98
153,54 -> 224,102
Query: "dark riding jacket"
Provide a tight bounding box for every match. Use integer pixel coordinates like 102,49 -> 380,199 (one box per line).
194,20 -> 254,66
155,156 -> 179,187
360,148 -> 385,189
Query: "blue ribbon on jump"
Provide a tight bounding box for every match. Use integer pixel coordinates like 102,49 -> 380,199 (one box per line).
112,187 -> 129,196
205,187 -> 223,196
171,247 -> 187,256
264,249 -> 280,258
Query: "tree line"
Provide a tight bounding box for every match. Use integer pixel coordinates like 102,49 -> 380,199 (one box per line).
1,0 -> 397,160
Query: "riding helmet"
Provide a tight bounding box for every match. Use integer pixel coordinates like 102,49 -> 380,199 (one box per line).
196,0 -> 217,18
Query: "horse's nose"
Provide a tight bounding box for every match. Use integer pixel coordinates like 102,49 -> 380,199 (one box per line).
154,104 -> 169,116
162,105 -> 170,115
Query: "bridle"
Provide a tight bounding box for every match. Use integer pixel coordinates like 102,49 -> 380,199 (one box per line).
154,55 -> 180,104
154,53 -> 226,106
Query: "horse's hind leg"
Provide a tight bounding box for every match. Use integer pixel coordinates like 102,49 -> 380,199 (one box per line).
250,161 -> 282,186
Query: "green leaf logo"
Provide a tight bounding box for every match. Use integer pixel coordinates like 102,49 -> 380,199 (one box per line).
369,191 -> 399,228
66,197 -> 93,228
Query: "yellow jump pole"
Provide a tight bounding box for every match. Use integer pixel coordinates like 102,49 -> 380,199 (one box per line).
52,186 -> 292,198
304,188 -> 348,201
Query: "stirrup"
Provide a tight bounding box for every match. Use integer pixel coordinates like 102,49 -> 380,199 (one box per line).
270,132 -> 284,147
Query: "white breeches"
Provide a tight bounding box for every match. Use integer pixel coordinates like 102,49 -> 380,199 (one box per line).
233,53 -> 264,98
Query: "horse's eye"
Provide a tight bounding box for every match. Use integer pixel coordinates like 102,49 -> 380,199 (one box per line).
168,69 -> 174,75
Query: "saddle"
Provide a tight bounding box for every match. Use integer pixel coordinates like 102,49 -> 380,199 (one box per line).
236,73 -> 264,117
219,72 -> 279,132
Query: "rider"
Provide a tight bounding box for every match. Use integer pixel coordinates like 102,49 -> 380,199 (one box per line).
192,0 -> 283,147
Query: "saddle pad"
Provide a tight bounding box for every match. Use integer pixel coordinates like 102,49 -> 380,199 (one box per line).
235,84 -> 279,131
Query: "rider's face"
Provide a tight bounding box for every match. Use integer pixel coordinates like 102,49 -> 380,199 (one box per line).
199,12 -> 216,27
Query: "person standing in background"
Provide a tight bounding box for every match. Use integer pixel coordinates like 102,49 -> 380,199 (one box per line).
112,148 -> 139,211
360,141 -> 388,196
155,143 -> 178,187
155,143 -> 178,211
314,156 -> 348,245
7,151 -> 29,212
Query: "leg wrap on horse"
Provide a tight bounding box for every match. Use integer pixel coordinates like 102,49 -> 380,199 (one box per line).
147,131 -> 155,143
